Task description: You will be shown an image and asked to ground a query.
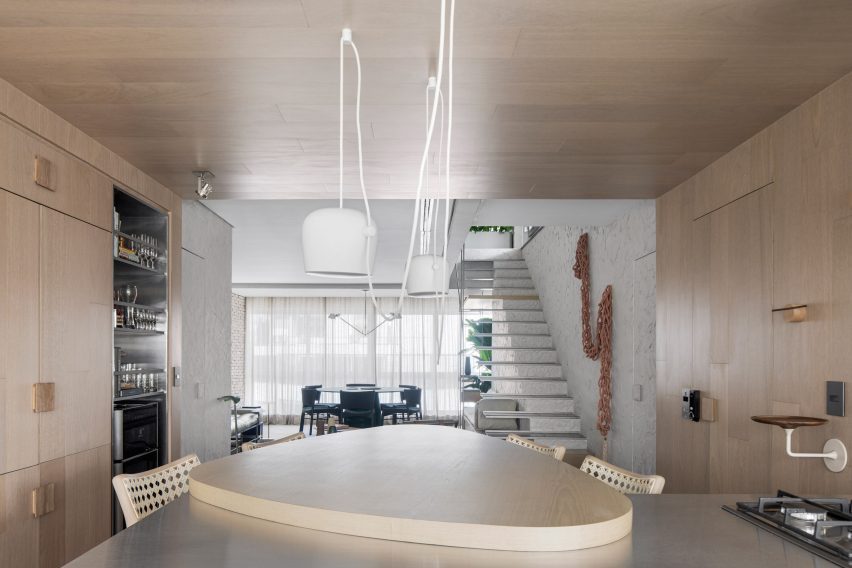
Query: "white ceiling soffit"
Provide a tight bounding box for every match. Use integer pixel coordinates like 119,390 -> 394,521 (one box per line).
204,198 -> 479,296
471,199 -> 651,227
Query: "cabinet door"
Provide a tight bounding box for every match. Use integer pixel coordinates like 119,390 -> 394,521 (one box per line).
0,118 -> 112,231
38,445 -> 111,567
0,466 -> 40,567
39,208 -> 112,462
0,190 -> 40,474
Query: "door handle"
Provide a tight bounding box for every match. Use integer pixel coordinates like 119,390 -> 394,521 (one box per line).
32,483 -> 56,518
32,383 -> 55,412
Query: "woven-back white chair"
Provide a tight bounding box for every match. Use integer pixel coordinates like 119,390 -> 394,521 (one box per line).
506,433 -> 567,461
580,455 -> 665,495
112,454 -> 201,527
241,431 -> 305,452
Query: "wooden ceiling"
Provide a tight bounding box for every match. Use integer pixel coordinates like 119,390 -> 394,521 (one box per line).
1,1 -> 852,199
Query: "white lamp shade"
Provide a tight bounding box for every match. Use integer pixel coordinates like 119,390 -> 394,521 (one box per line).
302,207 -> 377,278
406,254 -> 450,297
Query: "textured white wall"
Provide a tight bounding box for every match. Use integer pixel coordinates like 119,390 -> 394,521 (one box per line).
231,294 -> 246,401
180,201 -> 233,462
523,203 -> 656,472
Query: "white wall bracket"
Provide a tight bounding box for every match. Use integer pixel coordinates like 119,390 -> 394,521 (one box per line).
784,428 -> 848,473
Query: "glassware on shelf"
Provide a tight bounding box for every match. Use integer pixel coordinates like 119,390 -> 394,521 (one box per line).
120,284 -> 138,304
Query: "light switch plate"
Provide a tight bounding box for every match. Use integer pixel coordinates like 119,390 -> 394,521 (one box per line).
632,384 -> 642,402
827,381 -> 845,417
173,366 -> 181,387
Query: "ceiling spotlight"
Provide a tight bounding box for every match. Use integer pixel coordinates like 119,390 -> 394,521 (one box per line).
193,170 -> 215,199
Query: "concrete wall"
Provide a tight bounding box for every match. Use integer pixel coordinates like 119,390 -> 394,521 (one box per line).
180,201 -> 233,462
231,293 -> 246,401
523,203 -> 656,472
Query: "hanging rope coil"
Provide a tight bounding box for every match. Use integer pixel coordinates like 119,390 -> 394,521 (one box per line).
572,233 -> 614,459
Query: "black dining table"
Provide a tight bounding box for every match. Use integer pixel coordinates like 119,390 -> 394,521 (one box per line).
316,386 -> 405,426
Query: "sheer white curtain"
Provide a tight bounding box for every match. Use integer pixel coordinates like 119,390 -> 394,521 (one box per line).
244,297 -> 326,423
244,296 -> 460,423
375,298 -> 460,419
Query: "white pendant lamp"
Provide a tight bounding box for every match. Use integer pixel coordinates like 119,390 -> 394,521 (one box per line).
303,208 -> 377,277
302,28 -> 377,279
407,254 -> 450,297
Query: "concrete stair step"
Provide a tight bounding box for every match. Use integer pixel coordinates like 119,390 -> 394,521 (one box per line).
463,249 -> 523,261
482,411 -> 578,419
470,332 -> 550,338
480,393 -> 571,399
465,294 -> 540,301
464,298 -> 541,310
493,259 -> 529,269
468,346 -> 555,350
463,308 -> 542,313
480,394 -> 574,413
476,376 -> 565,382
489,336 -> 554,349
478,361 -> 561,366
491,322 -> 549,334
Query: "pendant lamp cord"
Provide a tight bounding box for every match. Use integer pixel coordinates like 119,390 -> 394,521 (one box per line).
397,0 -> 451,315
435,0 -> 455,366
340,31 -> 392,321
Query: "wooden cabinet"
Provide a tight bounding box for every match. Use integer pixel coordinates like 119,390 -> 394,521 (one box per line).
0,187 -> 112,568
0,191 -> 40,475
0,117 -> 112,231
39,208 -> 112,462
0,466 -> 40,567
0,446 -> 110,567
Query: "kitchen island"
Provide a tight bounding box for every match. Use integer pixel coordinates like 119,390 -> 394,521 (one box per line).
67,492 -> 830,567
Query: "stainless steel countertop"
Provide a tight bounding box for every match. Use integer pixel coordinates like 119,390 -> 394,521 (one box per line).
65,494 -> 839,567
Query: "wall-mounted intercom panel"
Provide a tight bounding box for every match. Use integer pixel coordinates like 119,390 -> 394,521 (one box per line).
682,388 -> 700,422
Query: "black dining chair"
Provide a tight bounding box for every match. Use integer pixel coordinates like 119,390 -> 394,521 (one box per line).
401,387 -> 422,421
399,384 -> 417,390
380,396 -> 407,425
339,390 -> 379,428
299,386 -> 338,435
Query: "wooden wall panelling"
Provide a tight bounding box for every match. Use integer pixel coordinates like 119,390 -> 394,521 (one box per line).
37,456 -> 65,568
0,78 -> 179,213
769,103 -> 837,494
692,128 -> 774,220
0,466 -> 40,566
0,190 -> 40,475
769,400 -> 803,494
0,117 -> 112,230
656,179 -> 711,492
707,363 -> 729,492
39,208 -> 112,463
657,70 -> 852,494
62,445 -> 111,563
828,215 -> 852,493
712,189 -> 773,492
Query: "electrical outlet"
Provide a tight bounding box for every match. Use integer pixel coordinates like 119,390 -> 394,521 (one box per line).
172,366 -> 182,387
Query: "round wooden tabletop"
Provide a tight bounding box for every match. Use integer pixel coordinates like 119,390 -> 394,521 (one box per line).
750,415 -> 828,429
189,425 -> 633,552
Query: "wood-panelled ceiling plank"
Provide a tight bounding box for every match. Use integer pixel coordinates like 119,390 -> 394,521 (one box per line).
1,0 -> 852,198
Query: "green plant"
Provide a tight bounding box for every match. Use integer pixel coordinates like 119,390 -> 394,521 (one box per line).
469,226 -> 513,233
464,317 -> 492,393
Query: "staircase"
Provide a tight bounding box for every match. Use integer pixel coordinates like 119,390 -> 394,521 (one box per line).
457,248 -> 588,453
